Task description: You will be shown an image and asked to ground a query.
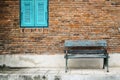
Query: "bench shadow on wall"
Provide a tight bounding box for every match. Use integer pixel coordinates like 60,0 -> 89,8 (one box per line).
66,47 -> 104,69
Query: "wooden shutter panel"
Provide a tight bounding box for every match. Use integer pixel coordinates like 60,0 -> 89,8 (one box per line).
21,0 -> 34,27
35,0 -> 48,27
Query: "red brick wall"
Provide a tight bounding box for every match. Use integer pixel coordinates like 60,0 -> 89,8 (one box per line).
0,0 -> 120,54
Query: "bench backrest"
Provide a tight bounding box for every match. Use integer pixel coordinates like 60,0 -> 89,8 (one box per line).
64,40 -> 107,48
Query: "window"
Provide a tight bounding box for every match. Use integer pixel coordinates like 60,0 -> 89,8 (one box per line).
20,0 -> 48,28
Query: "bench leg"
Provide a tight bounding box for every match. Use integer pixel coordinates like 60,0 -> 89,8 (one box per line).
106,57 -> 109,72
103,58 -> 109,72
65,58 -> 68,73
103,58 -> 106,69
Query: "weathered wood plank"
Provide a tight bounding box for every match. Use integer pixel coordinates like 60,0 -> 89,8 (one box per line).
65,40 -> 107,47
66,50 -> 106,54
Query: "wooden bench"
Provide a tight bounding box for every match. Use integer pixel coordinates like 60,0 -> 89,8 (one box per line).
64,40 -> 109,72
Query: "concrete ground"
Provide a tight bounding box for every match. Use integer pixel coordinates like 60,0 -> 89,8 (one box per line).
0,67 -> 120,80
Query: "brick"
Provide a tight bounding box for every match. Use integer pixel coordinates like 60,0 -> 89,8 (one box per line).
0,0 -> 120,54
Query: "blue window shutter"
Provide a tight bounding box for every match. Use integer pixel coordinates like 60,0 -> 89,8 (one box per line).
35,0 -> 48,27
21,0 -> 34,27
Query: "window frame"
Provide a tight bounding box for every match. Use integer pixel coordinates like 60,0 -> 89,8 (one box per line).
20,0 -> 49,28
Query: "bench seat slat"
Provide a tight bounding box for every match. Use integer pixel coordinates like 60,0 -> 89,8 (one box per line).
65,40 -> 107,47
66,50 -> 106,54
